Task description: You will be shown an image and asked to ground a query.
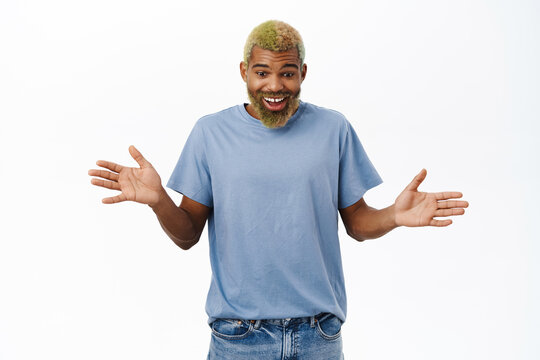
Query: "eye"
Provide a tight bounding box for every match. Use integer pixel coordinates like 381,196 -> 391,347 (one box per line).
256,71 -> 267,77
283,72 -> 295,78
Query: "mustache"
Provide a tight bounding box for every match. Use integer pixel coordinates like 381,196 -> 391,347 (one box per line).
255,91 -> 293,98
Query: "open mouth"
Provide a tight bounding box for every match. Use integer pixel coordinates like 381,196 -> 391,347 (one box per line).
262,96 -> 288,111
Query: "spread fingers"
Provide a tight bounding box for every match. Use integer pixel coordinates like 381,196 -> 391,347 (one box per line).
96,160 -> 123,173
90,178 -> 121,191
437,200 -> 469,209
434,208 -> 465,217
88,169 -> 119,181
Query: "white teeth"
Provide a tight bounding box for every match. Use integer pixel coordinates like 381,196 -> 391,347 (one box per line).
264,97 -> 284,103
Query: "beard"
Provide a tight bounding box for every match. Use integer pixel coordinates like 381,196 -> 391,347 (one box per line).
247,88 -> 301,129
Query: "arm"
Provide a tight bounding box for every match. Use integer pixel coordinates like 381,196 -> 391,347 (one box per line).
339,199 -> 397,241
339,169 -> 469,242
89,145 -> 210,250
151,192 -> 210,250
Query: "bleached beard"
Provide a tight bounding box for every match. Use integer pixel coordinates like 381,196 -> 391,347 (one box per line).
247,88 -> 301,129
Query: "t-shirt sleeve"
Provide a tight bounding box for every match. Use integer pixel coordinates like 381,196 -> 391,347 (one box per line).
338,120 -> 383,209
166,121 -> 213,207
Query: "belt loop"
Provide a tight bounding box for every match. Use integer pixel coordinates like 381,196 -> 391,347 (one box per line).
310,315 -> 315,328
254,320 -> 262,330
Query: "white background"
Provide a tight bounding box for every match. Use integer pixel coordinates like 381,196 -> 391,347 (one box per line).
1,0 -> 539,359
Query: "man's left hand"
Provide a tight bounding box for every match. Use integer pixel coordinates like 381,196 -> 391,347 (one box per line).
394,169 -> 469,227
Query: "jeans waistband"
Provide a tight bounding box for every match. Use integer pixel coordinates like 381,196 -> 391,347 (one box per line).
248,312 -> 331,330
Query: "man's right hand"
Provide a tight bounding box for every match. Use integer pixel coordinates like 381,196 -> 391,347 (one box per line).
88,145 -> 164,206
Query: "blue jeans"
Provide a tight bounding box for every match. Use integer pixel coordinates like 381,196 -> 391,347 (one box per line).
207,312 -> 344,359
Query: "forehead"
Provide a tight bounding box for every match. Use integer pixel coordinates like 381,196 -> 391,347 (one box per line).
248,46 -> 300,68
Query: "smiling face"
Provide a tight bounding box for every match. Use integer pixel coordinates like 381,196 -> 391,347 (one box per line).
240,46 -> 307,128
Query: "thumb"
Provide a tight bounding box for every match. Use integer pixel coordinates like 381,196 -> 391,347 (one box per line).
129,145 -> 151,168
405,168 -> 427,191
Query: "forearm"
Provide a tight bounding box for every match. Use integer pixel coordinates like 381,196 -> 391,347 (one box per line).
150,189 -> 200,250
349,204 -> 399,241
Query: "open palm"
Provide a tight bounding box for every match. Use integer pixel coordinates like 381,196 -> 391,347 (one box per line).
395,169 -> 468,227
89,146 -> 163,206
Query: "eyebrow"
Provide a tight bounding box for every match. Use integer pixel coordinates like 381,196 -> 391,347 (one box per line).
252,63 -> 299,70
283,63 -> 299,69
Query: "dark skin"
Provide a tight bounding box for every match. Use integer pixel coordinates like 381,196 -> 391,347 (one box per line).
338,168 -> 468,241
240,45 -> 307,128
89,145 -> 209,250
89,48 -> 468,249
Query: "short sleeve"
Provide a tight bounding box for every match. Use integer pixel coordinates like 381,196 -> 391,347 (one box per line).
338,120 -> 382,209
166,121 -> 213,207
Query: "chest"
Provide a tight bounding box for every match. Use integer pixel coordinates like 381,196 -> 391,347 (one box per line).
206,127 -> 339,190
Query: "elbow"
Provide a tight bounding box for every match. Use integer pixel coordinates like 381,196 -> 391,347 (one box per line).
346,226 -> 369,242
176,241 -> 195,251
173,234 -> 201,251
176,240 -> 197,251
347,223 -> 385,242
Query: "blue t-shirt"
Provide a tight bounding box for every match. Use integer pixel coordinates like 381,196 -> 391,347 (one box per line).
167,102 -> 382,324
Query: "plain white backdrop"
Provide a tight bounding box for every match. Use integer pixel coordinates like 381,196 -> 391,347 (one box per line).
1,0 -> 538,359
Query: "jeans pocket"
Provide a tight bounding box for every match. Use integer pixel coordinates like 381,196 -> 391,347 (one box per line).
211,319 -> 254,340
316,313 -> 343,341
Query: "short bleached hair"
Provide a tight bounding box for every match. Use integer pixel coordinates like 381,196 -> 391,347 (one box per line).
243,20 -> 305,66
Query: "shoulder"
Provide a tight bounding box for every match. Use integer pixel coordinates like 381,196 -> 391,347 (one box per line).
302,102 -> 350,131
195,105 -> 239,128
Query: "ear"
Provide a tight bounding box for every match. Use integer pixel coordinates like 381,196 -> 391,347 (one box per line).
240,61 -> 248,82
301,63 -> 307,82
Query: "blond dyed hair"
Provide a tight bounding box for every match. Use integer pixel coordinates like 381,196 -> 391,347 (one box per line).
243,20 -> 305,66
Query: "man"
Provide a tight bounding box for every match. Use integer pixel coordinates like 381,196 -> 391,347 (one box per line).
89,20 -> 468,359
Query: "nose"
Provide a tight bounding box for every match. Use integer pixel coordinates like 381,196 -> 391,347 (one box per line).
266,74 -> 284,93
